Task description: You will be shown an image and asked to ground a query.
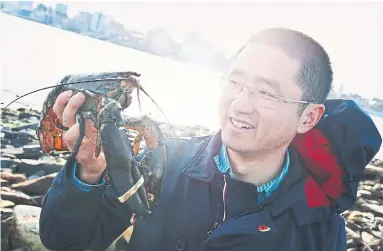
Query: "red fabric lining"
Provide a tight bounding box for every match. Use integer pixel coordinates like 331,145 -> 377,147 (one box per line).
292,128 -> 344,208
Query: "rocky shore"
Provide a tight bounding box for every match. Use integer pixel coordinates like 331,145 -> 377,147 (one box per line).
1,107 -> 382,251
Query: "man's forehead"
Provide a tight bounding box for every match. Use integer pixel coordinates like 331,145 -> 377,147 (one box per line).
231,43 -> 301,90
229,69 -> 282,91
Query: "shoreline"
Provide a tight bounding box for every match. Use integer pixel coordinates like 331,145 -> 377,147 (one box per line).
1,106 -> 382,251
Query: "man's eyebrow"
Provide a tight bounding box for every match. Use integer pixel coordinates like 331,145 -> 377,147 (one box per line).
254,76 -> 281,91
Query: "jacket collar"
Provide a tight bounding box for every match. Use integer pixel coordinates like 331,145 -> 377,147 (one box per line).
181,130 -> 222,182
180,130 -> 312,215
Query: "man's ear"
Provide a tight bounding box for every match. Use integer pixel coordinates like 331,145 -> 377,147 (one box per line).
297,104 -> 325,134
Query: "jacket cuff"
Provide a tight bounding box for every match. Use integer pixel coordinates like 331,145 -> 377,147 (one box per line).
72,162 -> 106,192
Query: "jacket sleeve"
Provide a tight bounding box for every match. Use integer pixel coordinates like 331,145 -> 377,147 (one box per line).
317,99 -> 382,212
39,156 -> 133,251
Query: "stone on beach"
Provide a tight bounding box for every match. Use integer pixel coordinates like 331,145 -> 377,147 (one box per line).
1,106 -> 383,251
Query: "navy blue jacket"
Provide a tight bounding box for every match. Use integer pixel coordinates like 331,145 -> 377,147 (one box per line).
39,99 -> 382,251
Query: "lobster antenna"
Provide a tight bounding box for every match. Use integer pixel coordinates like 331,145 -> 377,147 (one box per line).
3,76 -> 179,139
3,85 -> 62,109
3,78 -> 139,109
137,84 -> 178,139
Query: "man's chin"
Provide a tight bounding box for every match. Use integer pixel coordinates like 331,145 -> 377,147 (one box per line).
221,130 -> 257,154
222,131 -> 242,150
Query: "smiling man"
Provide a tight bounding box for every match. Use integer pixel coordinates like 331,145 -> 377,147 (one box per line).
40,28 -> 381,251
217,30 -> 331,190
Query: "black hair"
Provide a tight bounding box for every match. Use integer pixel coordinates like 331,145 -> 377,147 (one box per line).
236,28 -> 333,112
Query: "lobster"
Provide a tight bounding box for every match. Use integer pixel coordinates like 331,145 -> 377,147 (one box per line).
3,71 -> 171,218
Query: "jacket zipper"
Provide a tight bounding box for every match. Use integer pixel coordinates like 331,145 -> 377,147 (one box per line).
207,180 -> 222,237
206,176 -> 267,237
207,199 -> 221,236
207,222 -> 219,236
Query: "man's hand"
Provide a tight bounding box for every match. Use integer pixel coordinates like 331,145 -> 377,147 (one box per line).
53,90 -> 107,184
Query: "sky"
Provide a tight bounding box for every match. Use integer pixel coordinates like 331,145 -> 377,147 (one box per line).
39,1 -> 382,98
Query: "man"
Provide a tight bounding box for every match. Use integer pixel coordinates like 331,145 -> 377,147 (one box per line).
39,28 -> 381,251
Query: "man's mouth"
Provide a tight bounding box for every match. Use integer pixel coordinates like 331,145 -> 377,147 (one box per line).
230,117 -> 255,129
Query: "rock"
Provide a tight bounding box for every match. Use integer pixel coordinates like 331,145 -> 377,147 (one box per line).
1,137 -> 12,146
11,173 -> 57,195
1,148 -> 22,158
22,145 -> 43,158
372,184 -> 383,191
346,238 -> 357,249
357,189 -> 375,200
0,189 -> 40,207
370,190 -> 383,200
13,158 -> 65,176
2,217 -> 13,251
1,200 -> 15,208
1,168 -> 14,174
11,205 -> 49,251
1,119 -> 39,132
364,204 -> 383,217
361,231 -> 376,244
1,129 -> 36,147
1,178 -> 9,186
363,165 -> 383,179
28,170 -> 46,180
0,173 -> 27,185
347,211 -> 375,225
1,146 -> 43,159
371,159 -> 383,167
372,217 -> 383,231
18,111 -> 39,120
1,208 -> 13,221
9,248 -> 30,251
0,158 -> 20,170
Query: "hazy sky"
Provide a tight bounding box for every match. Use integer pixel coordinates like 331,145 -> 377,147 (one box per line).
43,1 -> 382,98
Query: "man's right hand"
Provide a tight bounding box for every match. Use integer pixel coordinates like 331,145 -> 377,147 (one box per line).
53,90 -> 107,184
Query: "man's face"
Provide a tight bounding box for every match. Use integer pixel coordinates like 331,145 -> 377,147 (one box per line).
218,42 -> 306,155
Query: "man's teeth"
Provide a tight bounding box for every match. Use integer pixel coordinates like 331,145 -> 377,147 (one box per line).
231,119 -> 254,129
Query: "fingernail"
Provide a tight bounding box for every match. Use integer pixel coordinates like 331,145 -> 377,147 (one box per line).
63,90 -> 73,98
72,92 -> 84,102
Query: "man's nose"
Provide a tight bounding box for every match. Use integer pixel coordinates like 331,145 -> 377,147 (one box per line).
231,88 -> 255,114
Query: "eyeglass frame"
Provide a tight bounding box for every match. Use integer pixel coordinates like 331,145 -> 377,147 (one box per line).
219,74 -> 317,108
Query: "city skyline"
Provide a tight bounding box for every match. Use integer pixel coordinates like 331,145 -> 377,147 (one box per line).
2,1 -> 383,99
38,1 -> 383,99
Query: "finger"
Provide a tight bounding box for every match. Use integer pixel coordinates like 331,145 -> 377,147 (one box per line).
52,90 -> 73,120
62,92 -> 86,128
63,123 -> 79,149
75,133 -> 104,164
76,137 -> 99,161
63,120 -> 97,149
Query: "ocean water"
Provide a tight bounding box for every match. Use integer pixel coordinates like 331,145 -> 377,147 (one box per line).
1,13 -> 382,160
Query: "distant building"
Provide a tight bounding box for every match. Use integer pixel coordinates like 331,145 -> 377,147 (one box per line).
18,9 -> 32,18
102,18 -> 125,37
90,12 -> 105,33
36,3 -> 47,12
46,6 -> 54,25
32,3 -> 48,23
18,1 -> 33,9
1,1 -> 31,11
56,3 -> 68,16
74,11 -> 92,33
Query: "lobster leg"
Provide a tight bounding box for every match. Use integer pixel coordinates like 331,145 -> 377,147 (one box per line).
122,115 -> 167,206
98,98 -> 151,218
70,115 -> 86,159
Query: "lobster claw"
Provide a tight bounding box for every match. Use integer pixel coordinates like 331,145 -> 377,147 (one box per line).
98,99 -> 151,217
101,123 -> 151,217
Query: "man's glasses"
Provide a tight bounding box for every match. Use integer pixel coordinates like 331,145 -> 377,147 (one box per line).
221,76 -> 315,109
